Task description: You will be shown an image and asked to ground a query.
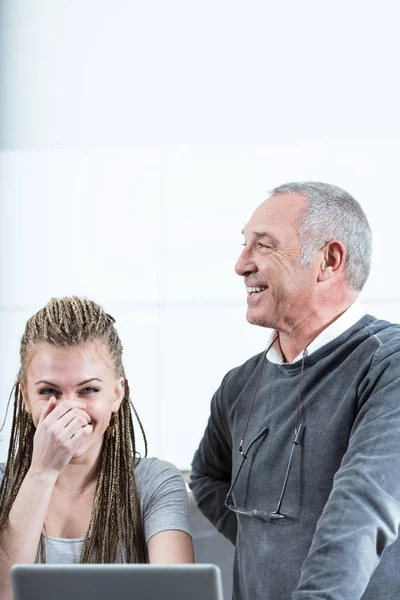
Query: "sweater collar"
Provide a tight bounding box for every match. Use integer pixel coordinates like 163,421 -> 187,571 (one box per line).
266,299 -> 366,364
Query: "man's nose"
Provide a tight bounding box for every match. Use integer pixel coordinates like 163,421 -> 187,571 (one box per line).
235,246 -> 257,277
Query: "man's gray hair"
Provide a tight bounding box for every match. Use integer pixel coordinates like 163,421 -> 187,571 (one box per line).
270,182 -> 372,291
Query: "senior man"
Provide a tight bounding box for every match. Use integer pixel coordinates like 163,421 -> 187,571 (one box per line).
190,182 -> 400,600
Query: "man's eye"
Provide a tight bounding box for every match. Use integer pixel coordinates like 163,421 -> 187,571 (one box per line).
80,387 -> 100,394
258,243 -> 272,250
39,388 -> 60,396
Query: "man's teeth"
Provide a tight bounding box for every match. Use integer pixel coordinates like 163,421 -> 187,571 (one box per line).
246,286 -> 267,293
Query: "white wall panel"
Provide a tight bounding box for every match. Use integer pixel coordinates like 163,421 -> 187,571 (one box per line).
2,1 -> 400,148
158,306 -> 269,469
0,149 -> 162,307
360,301 -> 400,325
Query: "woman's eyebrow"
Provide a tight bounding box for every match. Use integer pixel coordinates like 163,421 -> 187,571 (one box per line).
34,378 -> 103,386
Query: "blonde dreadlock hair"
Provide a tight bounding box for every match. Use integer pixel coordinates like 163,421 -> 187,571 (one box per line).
0,296 -> 147,563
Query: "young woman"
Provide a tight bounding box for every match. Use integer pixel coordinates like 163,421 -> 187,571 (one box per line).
0,296 -> 193,598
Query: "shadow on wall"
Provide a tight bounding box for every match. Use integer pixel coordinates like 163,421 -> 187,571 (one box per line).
189,491 -> 234,600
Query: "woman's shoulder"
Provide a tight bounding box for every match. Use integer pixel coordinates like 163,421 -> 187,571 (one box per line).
134,456 -> 187,508
134,456 -> 184,485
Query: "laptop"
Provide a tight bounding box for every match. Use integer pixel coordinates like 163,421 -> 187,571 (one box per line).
11,563 -> 224,600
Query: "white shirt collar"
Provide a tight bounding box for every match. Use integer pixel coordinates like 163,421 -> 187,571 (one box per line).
266,299 -> 366,364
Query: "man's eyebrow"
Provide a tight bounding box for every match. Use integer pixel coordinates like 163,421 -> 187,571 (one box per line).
34,378 -> 103,386
241,230 -> 280,245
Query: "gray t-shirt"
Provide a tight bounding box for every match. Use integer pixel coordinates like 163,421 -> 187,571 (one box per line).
0,457 -> 191,563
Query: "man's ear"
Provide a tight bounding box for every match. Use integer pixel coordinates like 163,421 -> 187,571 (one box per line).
111,378 -> 125,413
318,240 -> 346,283
19,382 -> 31,414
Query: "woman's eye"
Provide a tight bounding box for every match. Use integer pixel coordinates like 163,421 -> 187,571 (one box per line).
80,387 -> 100,394
39,388 -> 60,396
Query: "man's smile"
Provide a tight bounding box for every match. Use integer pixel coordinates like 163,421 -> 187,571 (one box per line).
246,286 -> 267,294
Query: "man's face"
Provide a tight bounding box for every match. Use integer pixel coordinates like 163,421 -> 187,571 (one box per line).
235,193 -> 318,332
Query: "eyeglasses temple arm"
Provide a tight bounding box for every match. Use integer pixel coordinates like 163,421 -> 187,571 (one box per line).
226,426 -> 269,503
274,423 -> 303,514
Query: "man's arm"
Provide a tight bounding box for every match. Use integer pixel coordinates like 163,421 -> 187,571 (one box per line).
293,342 -> 400,600
190,377 -> 237,544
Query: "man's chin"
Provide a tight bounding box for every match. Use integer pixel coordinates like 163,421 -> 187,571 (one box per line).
246,309 -> 274,329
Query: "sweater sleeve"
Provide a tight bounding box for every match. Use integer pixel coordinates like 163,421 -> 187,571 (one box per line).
293,341 -> 400,600
189,375 -> 237,545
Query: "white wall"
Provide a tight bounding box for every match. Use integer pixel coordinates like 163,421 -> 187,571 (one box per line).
1,0 -> 400,469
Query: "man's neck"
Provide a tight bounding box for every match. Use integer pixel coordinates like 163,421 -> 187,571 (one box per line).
278,298 -> 359,363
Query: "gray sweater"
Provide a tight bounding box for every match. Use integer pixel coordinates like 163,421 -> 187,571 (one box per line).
190,315 -> 400,600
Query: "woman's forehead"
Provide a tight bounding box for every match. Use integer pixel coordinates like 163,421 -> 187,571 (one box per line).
25,340 -> 114,379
